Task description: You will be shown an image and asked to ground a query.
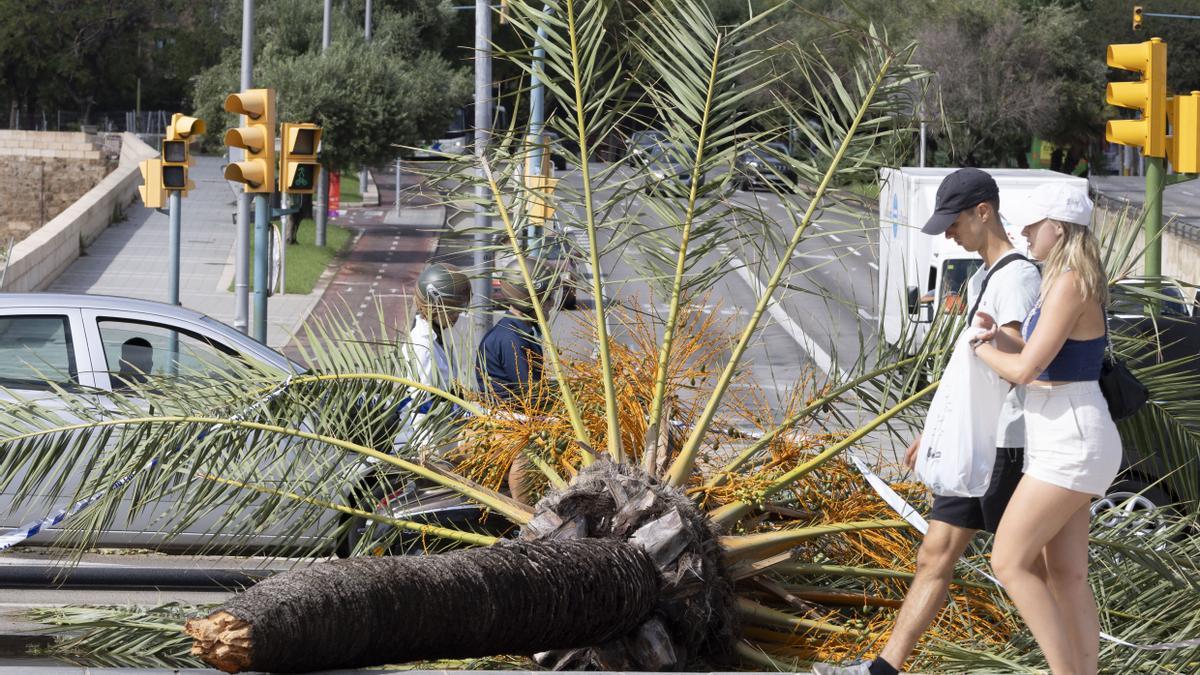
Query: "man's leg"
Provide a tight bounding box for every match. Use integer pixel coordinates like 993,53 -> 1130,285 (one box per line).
874,519 -> 977,670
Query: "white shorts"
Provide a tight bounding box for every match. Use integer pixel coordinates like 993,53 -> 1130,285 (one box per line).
1023,380 -> 1122,497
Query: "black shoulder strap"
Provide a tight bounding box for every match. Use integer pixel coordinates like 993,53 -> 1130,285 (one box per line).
967,253 -> 1033,324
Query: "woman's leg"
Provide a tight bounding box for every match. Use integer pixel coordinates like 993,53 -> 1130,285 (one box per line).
1043,504 -> 1098,674
992,476 -> 1093,674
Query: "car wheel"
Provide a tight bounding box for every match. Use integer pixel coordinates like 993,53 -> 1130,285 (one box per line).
336,476 -> 412,558
1091,477 -> 1173,538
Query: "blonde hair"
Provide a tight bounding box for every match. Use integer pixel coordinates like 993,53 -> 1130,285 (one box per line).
1039,220 -> 1109,306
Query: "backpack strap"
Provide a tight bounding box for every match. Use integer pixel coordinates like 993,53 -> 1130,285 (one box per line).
966,252 -> 1034,325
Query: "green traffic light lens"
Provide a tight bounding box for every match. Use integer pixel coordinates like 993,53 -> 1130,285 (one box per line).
291,164 -> 315,190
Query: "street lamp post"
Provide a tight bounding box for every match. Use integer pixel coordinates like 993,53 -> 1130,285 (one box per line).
315,0 -> 332,247
472,0 -> 494,335
234,0 -> 254,334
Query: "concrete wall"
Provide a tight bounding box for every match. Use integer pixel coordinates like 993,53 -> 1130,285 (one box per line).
0,133 -> 158,292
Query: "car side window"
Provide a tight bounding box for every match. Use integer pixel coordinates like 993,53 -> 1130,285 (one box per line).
97,319 -> 241,390
0,315 -> 78,390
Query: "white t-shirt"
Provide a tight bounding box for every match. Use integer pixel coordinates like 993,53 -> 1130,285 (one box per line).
965,249 -> 1041,448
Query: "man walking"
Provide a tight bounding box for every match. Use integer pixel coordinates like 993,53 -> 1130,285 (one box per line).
814,168 -> 1041,675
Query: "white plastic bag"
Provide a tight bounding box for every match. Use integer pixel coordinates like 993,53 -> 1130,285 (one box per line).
915,329 -> 1010,497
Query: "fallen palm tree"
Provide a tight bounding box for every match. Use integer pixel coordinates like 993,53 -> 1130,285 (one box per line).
9,2 -> 1200,673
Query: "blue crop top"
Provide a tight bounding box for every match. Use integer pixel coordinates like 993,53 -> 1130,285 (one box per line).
1022,305 -> 1105,381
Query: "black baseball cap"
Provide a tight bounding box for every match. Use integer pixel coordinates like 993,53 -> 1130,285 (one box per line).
922,168 -> 1000,235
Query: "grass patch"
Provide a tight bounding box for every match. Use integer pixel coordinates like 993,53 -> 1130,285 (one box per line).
338,172 -> 362,203
230,218 -> 351,295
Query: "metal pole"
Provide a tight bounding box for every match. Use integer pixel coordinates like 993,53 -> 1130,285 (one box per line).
253,194 -> 270,343
1144,156 -> 1165,282
527,9 -> 549,247
360,0 -> 371,200
234,0 -> 254,334
168,190 -> 182,306
168,189 -> 182,375
918,100 -> 926,168
315,0 -> 332,247
279,192 -> 289,294
472,0 -> 494,334
394,156 -> 401,215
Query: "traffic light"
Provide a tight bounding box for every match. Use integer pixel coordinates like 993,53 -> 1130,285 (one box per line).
1133,5 -> 1143,31
223,88 -> 276,192
137,158 -> 165,209
1168,92 -> 1200,173
279,122 -> 321,194
1106,37 -> 1167,158
526,175 -> 559,224
161,113 -> 205,191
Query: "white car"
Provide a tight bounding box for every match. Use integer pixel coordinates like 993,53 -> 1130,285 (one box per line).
0,294 -> 503,556
0,293 -> 317,551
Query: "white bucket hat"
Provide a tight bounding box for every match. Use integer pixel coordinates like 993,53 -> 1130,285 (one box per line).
1014,182 -> 1094,229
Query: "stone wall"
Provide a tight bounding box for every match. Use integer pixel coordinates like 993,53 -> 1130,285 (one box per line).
0,131 -> 115,245
0,133 -> 156,293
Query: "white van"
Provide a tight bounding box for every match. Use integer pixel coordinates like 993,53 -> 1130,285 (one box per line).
878,168 -> 1088,353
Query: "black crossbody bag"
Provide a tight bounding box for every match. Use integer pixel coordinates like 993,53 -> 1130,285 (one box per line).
1098,313 -> 1149,421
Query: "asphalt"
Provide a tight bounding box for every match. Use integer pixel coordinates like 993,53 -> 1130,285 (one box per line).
1090,174 -> 1200,243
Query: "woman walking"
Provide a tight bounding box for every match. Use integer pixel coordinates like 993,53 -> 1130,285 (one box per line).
971,182 -> 1119,675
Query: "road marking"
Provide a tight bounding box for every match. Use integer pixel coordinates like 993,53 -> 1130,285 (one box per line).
791,251 -> 839,261
848,247 -> 862,257
868,262 -> 879,271
828,234 -> 842,243
857,307 -> 876,322
726,253 -> 846,379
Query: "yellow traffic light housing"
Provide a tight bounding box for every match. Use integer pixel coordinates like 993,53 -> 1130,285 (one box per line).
1168,92 -> 1200,173
166,113 -> 206,141
526,175 -> 559,224
161,113 -> 205,192
138,158 -> 166,209
279,122 -> 322,194
161,139 -> 188,190
223,88 -> 276,193
1106,37 -> 1167,158
1133,5 -> 1143,31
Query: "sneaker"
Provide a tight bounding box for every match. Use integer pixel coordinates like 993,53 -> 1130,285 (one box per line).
811,662 -> 872,675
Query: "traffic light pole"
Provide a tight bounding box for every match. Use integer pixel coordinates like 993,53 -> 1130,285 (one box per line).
254,194 -> 270,343
527,8 -> 549,250
1144,156 -> 1166,282
234,0 -> 254,335
168,190 -> 182,306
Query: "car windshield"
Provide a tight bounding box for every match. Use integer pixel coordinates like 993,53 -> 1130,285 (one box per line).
1111,283 -> 1190,317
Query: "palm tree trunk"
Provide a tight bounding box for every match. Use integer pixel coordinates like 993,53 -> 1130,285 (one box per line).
185,539 -> 660,673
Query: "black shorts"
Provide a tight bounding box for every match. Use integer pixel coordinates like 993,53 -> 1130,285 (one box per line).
928,447 -> 1025,534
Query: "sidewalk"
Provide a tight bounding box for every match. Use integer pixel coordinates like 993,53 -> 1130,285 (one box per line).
45,156 -> 325,349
